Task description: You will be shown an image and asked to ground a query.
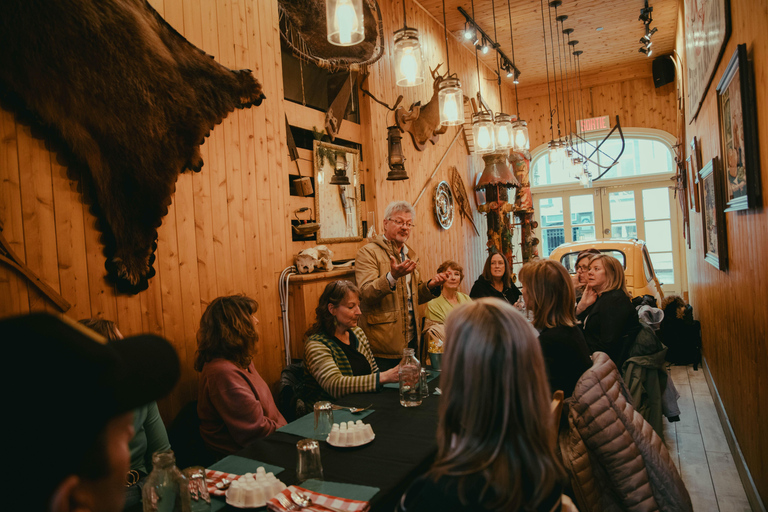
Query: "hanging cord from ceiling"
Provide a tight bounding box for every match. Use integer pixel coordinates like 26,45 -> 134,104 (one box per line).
555,9 -> 572,148
539,0 -> 555,142
547,1 -> 562,141
507,0 -> 520,118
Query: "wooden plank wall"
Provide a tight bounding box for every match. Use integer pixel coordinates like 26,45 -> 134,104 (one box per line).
514,62 -> 678,151
676,0 -> 768,504
0,0 -> 509,423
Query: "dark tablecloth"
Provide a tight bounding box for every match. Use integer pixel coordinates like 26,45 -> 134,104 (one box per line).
235,382 -> 440,511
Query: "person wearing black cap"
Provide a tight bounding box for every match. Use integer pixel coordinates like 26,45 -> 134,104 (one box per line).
2,312 -> 180,512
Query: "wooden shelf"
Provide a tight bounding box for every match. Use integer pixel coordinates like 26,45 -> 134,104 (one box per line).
289,267 -> 355,283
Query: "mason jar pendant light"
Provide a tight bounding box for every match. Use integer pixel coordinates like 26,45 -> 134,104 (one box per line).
326,0 -> 364,47
473,111 -> 496,154
393,1 -> 425,87
512,119 -> 530,151
494,113 -> 513,151
506,0 -> 530,152
438,0 -> 464,126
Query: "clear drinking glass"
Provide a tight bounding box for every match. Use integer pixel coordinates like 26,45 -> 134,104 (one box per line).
142,450 -> 191,512
399,348 -> 422,407
182,466 -> 210,512
313,401 -> 334,440
296,439 -> 324,482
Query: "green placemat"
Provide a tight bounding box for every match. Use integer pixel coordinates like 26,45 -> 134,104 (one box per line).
383,369 -> 439,389
209,456 -> 285,512
277,409 -> 374,439
300,479 -> 380,502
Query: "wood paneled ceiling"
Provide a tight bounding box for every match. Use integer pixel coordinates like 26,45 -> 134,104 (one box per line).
414,0 -> 678,87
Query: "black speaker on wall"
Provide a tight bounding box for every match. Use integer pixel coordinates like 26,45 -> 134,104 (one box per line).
652,56 -> 675,88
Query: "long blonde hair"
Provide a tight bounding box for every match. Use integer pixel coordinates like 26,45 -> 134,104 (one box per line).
430,298 -> 562,510
519,259 -> 577,330
590,254 -> 629,297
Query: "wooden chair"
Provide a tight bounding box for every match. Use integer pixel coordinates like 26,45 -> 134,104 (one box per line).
551,390 -> 565,444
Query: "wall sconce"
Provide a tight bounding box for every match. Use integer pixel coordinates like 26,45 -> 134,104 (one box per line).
330,151 -> 351,185
494,113 -> 513,151
326,0 -> 364,47
387,126 -> 408,180
438,77 -> 464,126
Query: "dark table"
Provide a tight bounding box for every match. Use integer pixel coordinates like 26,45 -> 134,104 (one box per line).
236,382 -> 440,511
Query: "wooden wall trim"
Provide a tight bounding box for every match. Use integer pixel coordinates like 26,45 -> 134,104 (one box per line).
703,357 -> 767,512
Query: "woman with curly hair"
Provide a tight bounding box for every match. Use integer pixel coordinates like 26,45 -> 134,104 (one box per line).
303,280 -> 400,405
195,295 -> 286,455
399,299 -> 570,511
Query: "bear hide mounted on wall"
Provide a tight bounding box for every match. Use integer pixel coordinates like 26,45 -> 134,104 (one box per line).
0,0 -> 265,294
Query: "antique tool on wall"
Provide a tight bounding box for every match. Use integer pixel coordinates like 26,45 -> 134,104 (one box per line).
292,208 -> 320,237
325,71 -> 358,141
412,126 -> 464,207
286,115 -> 313,196
449,166 -> 480,236
0,221 -> 70,311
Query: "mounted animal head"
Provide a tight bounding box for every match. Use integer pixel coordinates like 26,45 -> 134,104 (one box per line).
0,0 -> 265,294
394,64 -> 449,151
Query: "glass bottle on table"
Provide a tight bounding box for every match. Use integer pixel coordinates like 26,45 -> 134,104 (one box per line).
142,450 -> 191,512
399,348 -> 422,407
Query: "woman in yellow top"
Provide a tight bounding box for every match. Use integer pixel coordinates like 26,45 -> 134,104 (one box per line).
426,260 -> 472,323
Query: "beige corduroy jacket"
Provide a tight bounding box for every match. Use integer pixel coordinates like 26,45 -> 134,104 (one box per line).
355,236 -> 435,360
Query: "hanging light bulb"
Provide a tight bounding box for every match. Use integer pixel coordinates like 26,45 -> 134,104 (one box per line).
494,113 -> 513,150
512,119 -> 529,151
472,111 -> 496,154
438,78 -> 464,126
326,0 -> 364,47
394,28 -> 425,86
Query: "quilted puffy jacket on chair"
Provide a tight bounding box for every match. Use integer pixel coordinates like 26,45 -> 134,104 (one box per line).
558,352 -> 692,512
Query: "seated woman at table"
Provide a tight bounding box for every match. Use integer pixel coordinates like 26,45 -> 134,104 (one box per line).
399,298 -> 569,512
469,250 -> 522,306
425,260 -> 472,324
518,260 -> 591,397
303,280 -> 400,405
195,295 -> 287,455
79,318 -> 171,510
576,254 -> 642,369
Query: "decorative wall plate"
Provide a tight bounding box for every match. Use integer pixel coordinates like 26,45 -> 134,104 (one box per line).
434,181 -> 454,230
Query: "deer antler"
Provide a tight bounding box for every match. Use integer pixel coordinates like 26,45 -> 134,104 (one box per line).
430,63 -> 444,80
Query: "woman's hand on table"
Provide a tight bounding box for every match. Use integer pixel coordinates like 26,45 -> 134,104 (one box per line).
380,365 -> 400,384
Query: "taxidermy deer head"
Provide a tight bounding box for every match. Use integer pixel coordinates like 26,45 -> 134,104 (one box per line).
395,64 -> 449,151
0,0 -> 265,294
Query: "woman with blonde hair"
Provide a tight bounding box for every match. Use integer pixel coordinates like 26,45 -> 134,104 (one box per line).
195,295 -> 286,455
518,260 -> 591,397
577,254 -> 641,369
426,260 -> 471,323
399,298 -> 568,511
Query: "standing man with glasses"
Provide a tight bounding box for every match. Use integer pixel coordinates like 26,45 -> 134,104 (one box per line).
355,201 -> 449,370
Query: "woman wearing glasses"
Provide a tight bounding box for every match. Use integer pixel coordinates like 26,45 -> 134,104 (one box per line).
469,250 -> 522,305
303,280 -> 401,405
573,249 -> 600,302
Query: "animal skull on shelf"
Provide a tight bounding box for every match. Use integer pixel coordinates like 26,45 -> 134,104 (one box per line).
394,64 -> 449,151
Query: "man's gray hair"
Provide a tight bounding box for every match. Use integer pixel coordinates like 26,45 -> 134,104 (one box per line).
384,201 -> 415,220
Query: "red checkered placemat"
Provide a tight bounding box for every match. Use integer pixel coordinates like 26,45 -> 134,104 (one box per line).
205,469 -> 242,497
267,485 -> 370,512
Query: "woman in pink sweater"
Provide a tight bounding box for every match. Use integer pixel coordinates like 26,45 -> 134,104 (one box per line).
196,295 -> 286,455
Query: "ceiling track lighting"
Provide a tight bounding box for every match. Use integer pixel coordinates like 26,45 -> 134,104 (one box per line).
457,6 -> 521,85
638,0 -> 657,57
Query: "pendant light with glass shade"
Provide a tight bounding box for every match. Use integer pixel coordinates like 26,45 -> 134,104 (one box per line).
489,0 -> 513,152
438,0 -> 464,126
326,0 -> 364,47
393,0 -> 425,87
469,0 -> 494,155
506,0 -> 529,152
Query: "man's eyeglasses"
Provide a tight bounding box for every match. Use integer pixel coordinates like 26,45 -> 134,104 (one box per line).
387,219 -> 416,229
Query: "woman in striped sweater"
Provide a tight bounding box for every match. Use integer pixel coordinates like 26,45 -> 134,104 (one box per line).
303,280 -> 400,405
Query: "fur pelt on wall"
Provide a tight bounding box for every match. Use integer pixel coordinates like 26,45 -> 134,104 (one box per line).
0,0 -> 265,294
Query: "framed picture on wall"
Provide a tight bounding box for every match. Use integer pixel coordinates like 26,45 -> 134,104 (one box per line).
699,157 -> 728,271
685,0 -> 731,122
716,43 -> 762,211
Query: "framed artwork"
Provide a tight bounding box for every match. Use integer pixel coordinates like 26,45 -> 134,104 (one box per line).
313,141 -> 363,244
699,158 -> 728,271
685,0 -> 731,122
716,43 -> 762,211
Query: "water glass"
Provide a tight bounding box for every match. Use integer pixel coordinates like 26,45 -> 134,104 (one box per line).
419,368 -> 429,399
314,401 -> 334,440
296,439 -> 324,482
182,466 -> 211,512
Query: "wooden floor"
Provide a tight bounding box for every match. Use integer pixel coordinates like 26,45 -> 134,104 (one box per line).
664,365 -> 753,511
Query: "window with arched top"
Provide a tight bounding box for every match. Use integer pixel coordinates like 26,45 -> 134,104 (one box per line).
530,128 -> 676,189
